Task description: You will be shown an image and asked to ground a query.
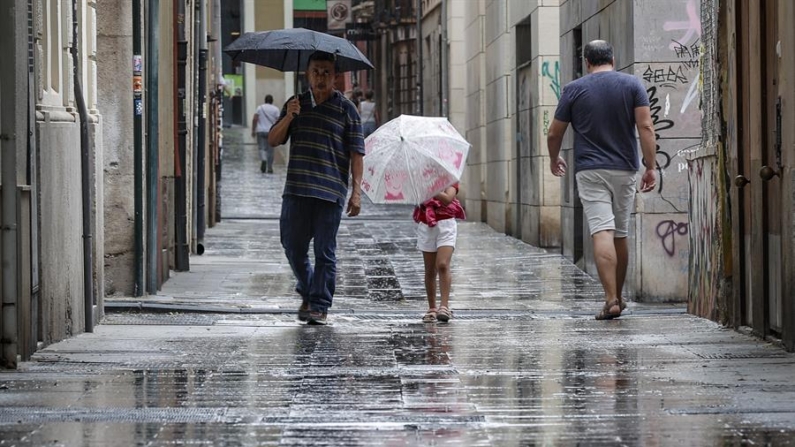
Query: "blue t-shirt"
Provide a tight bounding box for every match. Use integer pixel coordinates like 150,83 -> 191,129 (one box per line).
553,71 -> 650,173
275,90 -> 365,205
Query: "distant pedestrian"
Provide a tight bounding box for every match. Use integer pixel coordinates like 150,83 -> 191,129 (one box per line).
413,184 -> 465,323
351,87 -> 363,109
267,51 -> 365,325
359,90 -> 379,138
252,94 -> 280,173
546,40 -> 657,320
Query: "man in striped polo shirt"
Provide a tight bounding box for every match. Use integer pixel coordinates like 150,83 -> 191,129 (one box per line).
268,51 -> 365,325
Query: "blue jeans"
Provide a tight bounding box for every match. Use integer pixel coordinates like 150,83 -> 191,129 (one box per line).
257,132 -> 274,168
280,195 -> 343,312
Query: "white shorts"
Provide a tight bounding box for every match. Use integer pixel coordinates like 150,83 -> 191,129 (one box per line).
416,219 -> 457,252
575,169 -> 637,238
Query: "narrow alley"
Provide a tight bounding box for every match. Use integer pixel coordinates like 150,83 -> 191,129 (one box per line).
1,130 -> 794,446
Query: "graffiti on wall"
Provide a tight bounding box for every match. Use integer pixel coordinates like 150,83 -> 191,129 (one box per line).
663,0 -> 702,50
541,60 -> 561,100
656,220 -> 689,257
518,72 -> 532,156
543,110 -> 550,136
638,0 -> 702,196
688,158 -> 722,317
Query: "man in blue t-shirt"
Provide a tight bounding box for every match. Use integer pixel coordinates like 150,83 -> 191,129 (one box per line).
268,51 -> 365,325
547,40 -> 657,320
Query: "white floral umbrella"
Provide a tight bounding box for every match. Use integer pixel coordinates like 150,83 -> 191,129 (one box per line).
362,115 -> 470,204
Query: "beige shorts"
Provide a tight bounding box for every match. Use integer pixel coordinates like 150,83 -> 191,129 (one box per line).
575,169 -> 637,238
417,219 -> 457,252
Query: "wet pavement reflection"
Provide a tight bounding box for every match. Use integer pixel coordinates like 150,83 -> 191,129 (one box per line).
3,129 -> 794,446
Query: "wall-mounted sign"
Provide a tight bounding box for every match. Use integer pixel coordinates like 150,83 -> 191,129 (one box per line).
223,74 -> 244,97
295,0 -> 326,11
345,23 -> 378,41
327,0 -> 351,31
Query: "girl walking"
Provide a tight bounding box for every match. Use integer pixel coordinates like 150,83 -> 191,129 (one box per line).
414,184 -> 465,323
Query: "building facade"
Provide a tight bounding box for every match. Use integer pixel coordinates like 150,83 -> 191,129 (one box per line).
462,0 -> 563,246
457,0 -> 699,302
1,0 -> 223,367
693,0 -> 795,351
1,0 -> 104,366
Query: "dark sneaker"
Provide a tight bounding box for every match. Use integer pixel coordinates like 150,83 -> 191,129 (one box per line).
298,300 -> 310,322
260,161 -> 267,173
307,311 -> 328,325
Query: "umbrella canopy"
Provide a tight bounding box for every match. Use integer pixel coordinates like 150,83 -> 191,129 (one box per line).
362,115 -> 470,205
224,28 -> 373,72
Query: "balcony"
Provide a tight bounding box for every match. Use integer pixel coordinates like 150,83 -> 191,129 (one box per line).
374,0 -> 417,27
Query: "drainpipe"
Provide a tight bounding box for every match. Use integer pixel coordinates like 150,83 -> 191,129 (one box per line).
196,0 -> 207,255
146,0 -> 160,293
132,0 -> 144,295
1,0 -> 24,366
416,0 -> 423,116
70,0 -> 94,332
440,0 -> 448,118
174,0 -> 189,271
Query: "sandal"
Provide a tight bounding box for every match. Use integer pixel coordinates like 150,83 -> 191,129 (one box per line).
595,299 -> 622,320
422,308 -> 437,323
436,306 -> 452,323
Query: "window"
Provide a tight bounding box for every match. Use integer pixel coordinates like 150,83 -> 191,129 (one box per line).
573,26 -> 583,80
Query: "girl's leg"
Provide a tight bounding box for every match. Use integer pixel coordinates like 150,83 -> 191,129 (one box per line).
423,251 -> 438,310
435,246 -> 454,309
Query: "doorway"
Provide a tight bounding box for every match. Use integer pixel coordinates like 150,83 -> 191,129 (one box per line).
734,0 -> 784,338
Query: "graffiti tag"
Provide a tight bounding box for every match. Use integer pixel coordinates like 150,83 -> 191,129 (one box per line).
663,0 -> 701,50
642,65 -> 689,87
656,220 -> 689,257
541,60 -> 561,100
647,86 -> 675,192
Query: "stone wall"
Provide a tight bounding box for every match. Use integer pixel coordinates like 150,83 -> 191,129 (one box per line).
37,116 -> 84,342
512,0 -> 561,247
462,0 -> 561,244
97,0 -> 135,296
35,0 -> 103,341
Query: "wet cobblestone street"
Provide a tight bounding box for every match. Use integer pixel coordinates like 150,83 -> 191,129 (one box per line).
2,130 -> 795,446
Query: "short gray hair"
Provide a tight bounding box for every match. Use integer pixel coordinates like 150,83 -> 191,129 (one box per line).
584,40 -> 613,66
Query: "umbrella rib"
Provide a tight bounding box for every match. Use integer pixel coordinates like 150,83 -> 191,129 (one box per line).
401,140 -> 420,204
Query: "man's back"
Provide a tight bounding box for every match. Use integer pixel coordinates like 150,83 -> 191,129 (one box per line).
555,71 -> 649,173
256,103 -> 280,132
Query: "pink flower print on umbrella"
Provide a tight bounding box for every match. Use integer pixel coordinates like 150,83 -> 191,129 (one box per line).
436,140 -> 464,170
383,168 -> 407,201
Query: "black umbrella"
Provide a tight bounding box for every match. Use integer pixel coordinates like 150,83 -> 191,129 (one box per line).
224,28 -> 374,72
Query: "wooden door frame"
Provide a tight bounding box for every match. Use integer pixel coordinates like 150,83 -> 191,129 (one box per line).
737,0 -> 768,336
727,0 -> 744,329
778,0 -> 795,351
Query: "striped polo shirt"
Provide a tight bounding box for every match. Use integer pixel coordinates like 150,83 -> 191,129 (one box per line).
276,90 -> 364,205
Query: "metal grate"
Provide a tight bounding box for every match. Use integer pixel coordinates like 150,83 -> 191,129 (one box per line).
695,352 -> 787,360
0,407 -> 224,424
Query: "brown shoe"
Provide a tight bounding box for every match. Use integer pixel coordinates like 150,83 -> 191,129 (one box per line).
298,300 -> 310,322
307,311 -> 328,325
